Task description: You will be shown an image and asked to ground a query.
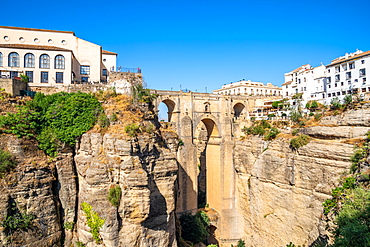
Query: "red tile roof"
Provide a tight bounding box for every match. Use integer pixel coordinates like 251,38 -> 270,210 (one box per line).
282,81 -> 293,86
0,44 -> 71,52
102,50 -> 117,55
328,50 -> 370,67
0,26 -> 75,35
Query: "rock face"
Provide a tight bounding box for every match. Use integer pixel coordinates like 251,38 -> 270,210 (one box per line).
73,132 -> 178,247
233,108 -> 370,247
0,116 -> 179,246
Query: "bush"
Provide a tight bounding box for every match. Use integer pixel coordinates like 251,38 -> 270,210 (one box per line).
332,188 -> 370,247
264,127 -> 280,141
291,129 -> 299,136
350,148 -> 367,173
131,84 -> 157,103
290,135 -> 310,150
124,123 -> 141,137
331,97 -> 343,110
231,239 -> 246,247
0,149 -> 17,177
0,92 -> 103,156
81,202 -> 105,244
2,203 -> 35,231
179,211 -> 210,244
290,111 -> 302,123
108,185 -> 122,207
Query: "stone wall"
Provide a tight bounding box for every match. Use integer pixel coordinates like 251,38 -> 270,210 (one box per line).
0,79 -> 27,96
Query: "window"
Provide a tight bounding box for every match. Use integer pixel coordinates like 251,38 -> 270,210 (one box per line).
342,91 -> 346,95
298,79 -> 301,83
0,52 -> 2,66
81,76 -> 89,82
55,55 -> 65,69
102,69 -> 107,76
41,72 -> 48,83
360,68 -> 366,77
337,92 -> 340,96
80,65 -> 90,75
56,72 -> 63,83
335,66 -> 340,73
328,93 -> 331,97
342,64 -> 347,71
328,85 -> 331,88
341,82 -> 344,86
8,52 -> 20,67
346,72 -> 351,80
362,88 -> 366,92
24,53 -> 35,68
335,74 -> 340,82
363,78 -> 367,83
348,80 -> 351,85
361,60 -> 365,64
304,77 -> 306,82
328,69 -> 331,73
39,54 -> 50,69
348,90 -> 351,94
25,71 -> 33,82
349,62 -> 355,69
335,83 -> 337,87
327,77 -> 331,83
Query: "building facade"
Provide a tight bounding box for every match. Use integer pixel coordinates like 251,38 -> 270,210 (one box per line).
325,50 -> 370,104
283,64 -> 326,105
283,50 -> 370,106
213,79 -> 282,96
0,26 -> 117,87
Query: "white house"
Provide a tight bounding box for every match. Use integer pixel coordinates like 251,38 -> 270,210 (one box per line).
0,26 -> 117,87
213,79 -> 282,96
283,64 -> 326,106
325,50 -> 370,104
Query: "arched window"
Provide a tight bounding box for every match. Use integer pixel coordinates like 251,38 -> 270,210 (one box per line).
0,52 -> 2,67
39,54 -> 50,69
55,55 -> 65,69
24,53 -> 35,68
8,52 -> 20,67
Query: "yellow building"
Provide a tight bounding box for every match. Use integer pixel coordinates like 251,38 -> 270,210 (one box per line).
0,26 -> 117,87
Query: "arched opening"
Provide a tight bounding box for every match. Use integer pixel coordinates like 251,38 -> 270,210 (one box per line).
195,118 -> 220,209
158,99 -> 175,122
233,103 -> 245,119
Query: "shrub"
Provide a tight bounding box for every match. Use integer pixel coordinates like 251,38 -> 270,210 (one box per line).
332,188 -> 370,247
179,211 -> 210,244
0,92 -> 102,156
63,221 -> 75,230
314,113 -> 322,121
292,129 -> 299,136
290,111 -> 302,123
330,97 -> 343,110
231,239 -> 246,247
0,149 -> 17,178
350,148 -> 367,173
108,185 -> 122,207
2,204 -> 35,231
124,123 -> 141,137
290,135 -> 310,150
81,202 -> 105,244
264,127 -> 280,141
131,84 -> 157,103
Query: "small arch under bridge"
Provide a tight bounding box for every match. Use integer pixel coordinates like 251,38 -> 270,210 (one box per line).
151,89 -> 281,246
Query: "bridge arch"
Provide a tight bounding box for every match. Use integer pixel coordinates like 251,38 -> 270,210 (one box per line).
233,102 -> 246,119
193,113 -> 222,138
158,98 -> 176,122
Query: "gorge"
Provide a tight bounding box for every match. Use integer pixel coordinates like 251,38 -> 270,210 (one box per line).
0,90 -> 369,247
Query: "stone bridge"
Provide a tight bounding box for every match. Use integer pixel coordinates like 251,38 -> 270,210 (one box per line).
151,89 -> 281,246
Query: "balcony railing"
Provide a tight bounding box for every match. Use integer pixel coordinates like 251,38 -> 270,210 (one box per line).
116,67 -> 142,73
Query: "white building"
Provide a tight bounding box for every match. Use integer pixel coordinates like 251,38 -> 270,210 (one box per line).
213,79 -> 282,96
0,26 -> 117,87
283,50 -> 370,106
283,64 -> 326,106
325,50 -> 370,104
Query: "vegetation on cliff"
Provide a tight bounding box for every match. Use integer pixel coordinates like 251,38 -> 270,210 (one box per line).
0,149 -> 17,177
178,211 -> 211,246
0,92 -> 104,156
322,131 -> 370,246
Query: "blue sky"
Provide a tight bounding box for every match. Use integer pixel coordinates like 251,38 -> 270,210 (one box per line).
3,0 -> 370,92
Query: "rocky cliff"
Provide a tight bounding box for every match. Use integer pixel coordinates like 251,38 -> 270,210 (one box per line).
234,107 -> 370,247
0,100 -> 179,247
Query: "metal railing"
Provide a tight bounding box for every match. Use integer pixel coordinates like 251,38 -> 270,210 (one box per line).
116,67 -> 142,73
